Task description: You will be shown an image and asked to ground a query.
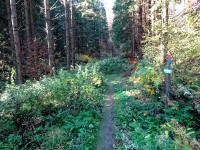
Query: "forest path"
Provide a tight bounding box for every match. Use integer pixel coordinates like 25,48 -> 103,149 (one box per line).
97,74 -> 127,150
96,76 -> 116,150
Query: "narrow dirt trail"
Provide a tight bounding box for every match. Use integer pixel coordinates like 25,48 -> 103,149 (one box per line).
97,83 -> 115,150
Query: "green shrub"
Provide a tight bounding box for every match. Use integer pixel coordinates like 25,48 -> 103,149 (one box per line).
93,57 -> 130,75
114,74 -> 200,150
129,60 -> 163,96
0,60 -> 106,149
115,91 -> 200,150
143,22 -> 200,99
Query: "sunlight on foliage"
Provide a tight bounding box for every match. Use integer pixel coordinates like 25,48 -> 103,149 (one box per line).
0,59 -> 110,149
129,60 -> 162,96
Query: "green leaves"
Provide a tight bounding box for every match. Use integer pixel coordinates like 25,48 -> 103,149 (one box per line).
40,109 -> 101,150
95,57 -> 130,75
113,0 -> 133,50
114,63 -> 200,150
0,59 -> 108,149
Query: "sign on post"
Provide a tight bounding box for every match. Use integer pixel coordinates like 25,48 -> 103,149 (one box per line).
164,54 -> 173,104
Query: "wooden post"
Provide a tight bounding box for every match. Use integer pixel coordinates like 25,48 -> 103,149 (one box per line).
166,61 -> 171,101
164,55 -> 173,104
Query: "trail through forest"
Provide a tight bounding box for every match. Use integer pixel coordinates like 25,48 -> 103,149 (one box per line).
97,81 -> 115,150
1,0 -> 200,149
97,73 -> 129,150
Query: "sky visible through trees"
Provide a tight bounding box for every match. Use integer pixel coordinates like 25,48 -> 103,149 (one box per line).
102,0 -> 115,28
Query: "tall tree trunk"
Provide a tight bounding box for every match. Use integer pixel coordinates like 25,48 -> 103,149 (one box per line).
134,0 -> 143,60
160,0 -> 169,63
171,0 -> 175,14
10,0 -> 23,83
44,0 -> 54,72
138,0 -> 143,46
70,0 -> 75,67
142,0 -> 147,31
131,11 -> 135,61
24,0 -> 31,53
166,0 -> 169,27
148,0 -> 152,34
171,0 -> 175,26
99,4 -> 103,57
151,0 -> 156,34
64,0 -> 71,68
29,0 -> 35,42
6,0 -> 15,63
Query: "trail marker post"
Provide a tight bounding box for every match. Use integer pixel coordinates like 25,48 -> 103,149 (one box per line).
164,55 -> 173,104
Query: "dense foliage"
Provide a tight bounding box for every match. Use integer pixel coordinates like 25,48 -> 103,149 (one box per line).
113,61 -> 200,150
0,57 -> 131,149
112,0 -> 134,52
112,2 -> 200,147
141,2 -> 200,113
95,57 -> 130,74
0,60 -> 106,149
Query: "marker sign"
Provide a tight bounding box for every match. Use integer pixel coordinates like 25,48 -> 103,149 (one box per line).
164,69 -> 172,74
166,55 -> 173,60
165,53 -> 173,103
167,59 -> 173,64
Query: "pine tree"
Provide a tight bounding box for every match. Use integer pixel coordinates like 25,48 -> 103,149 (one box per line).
64,0 -> 71,68
44,0 -> 54,72
10,0 -> 23,83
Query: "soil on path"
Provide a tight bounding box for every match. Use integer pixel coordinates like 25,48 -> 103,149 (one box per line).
97,83 -> 115,150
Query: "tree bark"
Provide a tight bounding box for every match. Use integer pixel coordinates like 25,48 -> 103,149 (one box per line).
44,0 -> 54,72
70,0 -> 75,67
148,0 -> 152,34
151,0 -> 156,34
10,0 -> 23,83
138,0 -> 143,46
131,11 -> 135,61
64,0 -> 71,68
160,0 -> 169,64
29,0 -> 36,42
24,0 -> 31,53
6,0 -> 15,63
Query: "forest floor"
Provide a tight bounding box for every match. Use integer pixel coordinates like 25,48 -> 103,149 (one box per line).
97,74 -> 128,150
97,66 -> 200,150
97,81 -> 115,150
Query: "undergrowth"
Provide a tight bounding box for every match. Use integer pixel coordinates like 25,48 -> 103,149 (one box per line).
0,57 -> 128,150
114,60 -> 200,150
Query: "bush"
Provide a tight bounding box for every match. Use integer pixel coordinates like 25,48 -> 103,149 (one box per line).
114,66 -> 200,149
93,57 -> 130,75
129,60 -> 163,96
143,22 -> 200,99
0,60 -> 106,149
